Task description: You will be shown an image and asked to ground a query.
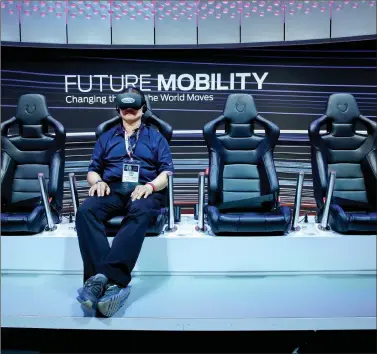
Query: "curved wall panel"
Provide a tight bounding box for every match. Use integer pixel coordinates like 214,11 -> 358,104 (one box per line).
1,1 -> 376,45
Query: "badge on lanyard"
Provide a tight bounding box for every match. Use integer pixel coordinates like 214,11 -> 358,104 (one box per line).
122,163 -> 140,183
122,129 -> 141,183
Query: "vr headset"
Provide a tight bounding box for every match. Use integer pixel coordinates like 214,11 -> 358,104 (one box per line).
115,92 -> 147,113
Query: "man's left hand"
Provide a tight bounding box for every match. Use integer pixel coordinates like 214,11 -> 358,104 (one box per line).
131,184 -> 153,201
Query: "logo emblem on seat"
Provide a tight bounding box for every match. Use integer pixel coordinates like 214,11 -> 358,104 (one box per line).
121,97 -> 135,103
236,101 -> 246,112
25,104 -> 36,114
337,103 -> 348,113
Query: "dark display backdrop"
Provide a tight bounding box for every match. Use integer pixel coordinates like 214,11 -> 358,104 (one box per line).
1,39 -> 376,133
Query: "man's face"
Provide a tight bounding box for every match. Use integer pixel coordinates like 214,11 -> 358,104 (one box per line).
119,106 -> 143,123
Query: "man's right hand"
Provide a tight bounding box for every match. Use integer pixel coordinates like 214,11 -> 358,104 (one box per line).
89,181 -> 110,197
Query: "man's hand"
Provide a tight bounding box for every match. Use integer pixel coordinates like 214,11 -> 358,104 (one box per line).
89,181 -> 110,197
131,184 -> 153,201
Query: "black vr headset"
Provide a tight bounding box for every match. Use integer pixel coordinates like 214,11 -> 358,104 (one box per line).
115,90 -> 147,113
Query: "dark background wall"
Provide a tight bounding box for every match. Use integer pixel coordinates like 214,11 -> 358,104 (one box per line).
1,38 -> 376,215
2,39 -> 376,132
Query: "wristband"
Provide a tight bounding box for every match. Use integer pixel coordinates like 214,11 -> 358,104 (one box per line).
146,182 -> 156,192
95,180 -> 103,184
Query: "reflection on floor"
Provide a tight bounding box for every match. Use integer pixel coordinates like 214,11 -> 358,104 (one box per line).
2,272 -> 376,331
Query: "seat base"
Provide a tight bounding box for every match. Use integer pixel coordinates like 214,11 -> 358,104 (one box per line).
1,205 -> 61,235
206,205 -> 292,236
319,204 -> 377,235
103,208 -> 168,236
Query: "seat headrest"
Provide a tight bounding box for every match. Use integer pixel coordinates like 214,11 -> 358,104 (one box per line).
223,94 -> 258,124
325,93 -> 360,123
144,93 -> 152,110
15,94 -> 49,125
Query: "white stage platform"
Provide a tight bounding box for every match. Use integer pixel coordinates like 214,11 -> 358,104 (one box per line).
2,216 -> 377,331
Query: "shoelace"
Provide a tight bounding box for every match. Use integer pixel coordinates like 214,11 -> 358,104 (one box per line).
104,284 -> 121,296
85,279 -> 106,297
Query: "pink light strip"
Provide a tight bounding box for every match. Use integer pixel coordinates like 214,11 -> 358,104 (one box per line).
196,0 -> 199,26
239,0 -> 242,26
109,0 -> 113,26
153,0 -> 156,27
330,0 -> 333,19
65,0 -> 68,24
17,1 -> 21,24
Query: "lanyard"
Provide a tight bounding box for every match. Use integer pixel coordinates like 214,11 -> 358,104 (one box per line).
124,128 -> 140,161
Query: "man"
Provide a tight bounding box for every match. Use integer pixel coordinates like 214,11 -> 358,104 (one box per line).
75,87 -> 174,317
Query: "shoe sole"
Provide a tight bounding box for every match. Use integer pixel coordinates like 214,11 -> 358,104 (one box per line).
97,288 -> 131,318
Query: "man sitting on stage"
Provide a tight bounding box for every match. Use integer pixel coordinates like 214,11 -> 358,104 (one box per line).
75,87 -> 174,317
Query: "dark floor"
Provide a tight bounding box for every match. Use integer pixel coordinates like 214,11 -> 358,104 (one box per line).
2,328 -> 376,353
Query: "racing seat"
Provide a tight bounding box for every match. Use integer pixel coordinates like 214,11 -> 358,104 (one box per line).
199,93 -> 292,235
309,93 -> 377,234
69,95 -> 177,236
1,94 -> 66,234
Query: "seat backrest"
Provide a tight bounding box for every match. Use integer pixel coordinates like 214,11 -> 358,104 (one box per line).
309,93 -> 377,210
95,94 -> 173,143
1,94 -> 66,212
203,93 -> 280,211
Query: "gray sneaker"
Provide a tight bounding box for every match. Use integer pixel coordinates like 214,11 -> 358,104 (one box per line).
77,274 -> 108,311
97,284 -> 131,317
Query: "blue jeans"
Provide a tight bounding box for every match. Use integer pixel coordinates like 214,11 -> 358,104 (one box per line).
75,191 -> 163,287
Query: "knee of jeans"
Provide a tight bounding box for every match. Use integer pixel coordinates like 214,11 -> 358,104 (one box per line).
76,202 -> 93,219
129,200 -> 154,217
